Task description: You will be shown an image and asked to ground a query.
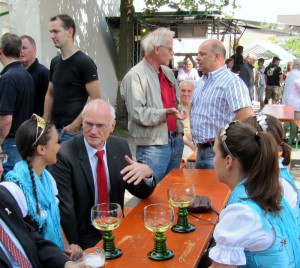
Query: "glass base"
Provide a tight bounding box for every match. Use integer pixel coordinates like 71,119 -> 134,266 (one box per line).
148,249 -> 174,261
105,248 -> 122,259
171,223 -> 195,233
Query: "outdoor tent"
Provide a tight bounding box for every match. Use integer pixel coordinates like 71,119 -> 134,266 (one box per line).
244,40 -> 296,64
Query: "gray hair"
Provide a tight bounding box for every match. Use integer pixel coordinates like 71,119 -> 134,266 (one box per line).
246,53 -> 257,60
179,80 -> 195,90
293,58 -> 300,67
20,35 -> 36,48
141,27 -> 175,55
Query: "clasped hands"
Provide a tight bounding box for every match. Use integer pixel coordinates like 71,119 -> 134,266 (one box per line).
120,155 -> 153,185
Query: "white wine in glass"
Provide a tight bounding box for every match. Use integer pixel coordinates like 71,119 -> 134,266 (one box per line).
92,216 -> 121,231
91,203 -> 122,259
143,203 -> 174,261
168,182 -> 196,233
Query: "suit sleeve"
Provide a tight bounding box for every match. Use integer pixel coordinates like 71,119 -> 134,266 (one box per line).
29,223 -> 68,268
0,186 -> 68,268
48,152 -> 79,245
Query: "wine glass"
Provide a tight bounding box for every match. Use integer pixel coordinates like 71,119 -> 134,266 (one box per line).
91,203 -> 122,259
143,203 -> 174,261
168,182 -> 196,233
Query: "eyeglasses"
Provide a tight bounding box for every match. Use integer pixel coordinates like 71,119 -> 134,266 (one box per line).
160,45 -> 174,53
31,113 -> 46,147
220,121 -> 239,159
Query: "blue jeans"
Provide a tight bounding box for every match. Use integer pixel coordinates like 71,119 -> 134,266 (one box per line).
57,128 -> 82,143
136,135 -> 184,183
195,147 -> 214,169
2,138 -> 22,176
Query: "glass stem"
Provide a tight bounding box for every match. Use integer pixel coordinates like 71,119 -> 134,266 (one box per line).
177,207 -> 189,228
153,232 -> 168,254
103,230 -> 116,252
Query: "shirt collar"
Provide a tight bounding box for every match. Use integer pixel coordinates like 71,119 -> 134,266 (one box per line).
84,138 -> 107,159
203,65 -> 227,81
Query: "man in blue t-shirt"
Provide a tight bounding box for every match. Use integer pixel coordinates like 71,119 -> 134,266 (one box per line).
0,33 -> 34,174
20,35 -> 49,117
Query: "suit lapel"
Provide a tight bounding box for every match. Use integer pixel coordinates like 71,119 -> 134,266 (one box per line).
106,137 -> 119,202
76,135 -> 95,197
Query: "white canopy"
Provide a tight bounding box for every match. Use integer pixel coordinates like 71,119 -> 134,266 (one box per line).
244,40 -> 296,64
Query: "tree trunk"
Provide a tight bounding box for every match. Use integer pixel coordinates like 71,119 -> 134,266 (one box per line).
116,0 -> 135,129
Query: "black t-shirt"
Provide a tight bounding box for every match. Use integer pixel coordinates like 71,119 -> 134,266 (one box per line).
50,51 -> 99,127
264,64 -> 282,86
230,54 -> 244,73
27,58 -> 49,116
0,61 -> 34,137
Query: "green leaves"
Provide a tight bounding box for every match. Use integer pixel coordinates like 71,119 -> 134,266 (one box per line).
143,0 -> 237,13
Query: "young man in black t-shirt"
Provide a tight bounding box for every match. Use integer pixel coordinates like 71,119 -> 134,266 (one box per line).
44,14 -> 101,143
264,56 -> 283,104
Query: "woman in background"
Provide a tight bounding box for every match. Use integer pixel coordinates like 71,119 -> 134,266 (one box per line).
177,59 -> 200,83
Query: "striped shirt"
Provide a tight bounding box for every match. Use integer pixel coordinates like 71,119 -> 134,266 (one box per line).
191,65 -> 252,144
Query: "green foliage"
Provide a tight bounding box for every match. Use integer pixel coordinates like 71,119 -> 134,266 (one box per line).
143,0 -> 237,12
279,37 -> 300,57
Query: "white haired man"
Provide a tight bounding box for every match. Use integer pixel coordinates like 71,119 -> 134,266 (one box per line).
121,28 -> 187,183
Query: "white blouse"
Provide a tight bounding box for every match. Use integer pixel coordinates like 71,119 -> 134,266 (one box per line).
280,177 -> 298,208
209,203 -> 275,265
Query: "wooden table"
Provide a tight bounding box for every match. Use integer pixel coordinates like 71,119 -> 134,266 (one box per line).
262,104 -> 295,144
262,104 -> 294,122
97,169 -> 231,268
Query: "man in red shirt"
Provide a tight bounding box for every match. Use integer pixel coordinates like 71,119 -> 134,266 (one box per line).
121,28 -> 187,183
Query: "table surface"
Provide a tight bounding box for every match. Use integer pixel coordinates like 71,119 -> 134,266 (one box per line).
262,104 -> 295,122
97,169 -> 231,268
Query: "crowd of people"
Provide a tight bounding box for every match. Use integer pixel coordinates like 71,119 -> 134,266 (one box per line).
0,13 -> 299,268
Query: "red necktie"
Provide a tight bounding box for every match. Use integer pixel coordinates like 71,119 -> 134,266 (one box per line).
0,224 -> 31,268
96,150 -> 109,204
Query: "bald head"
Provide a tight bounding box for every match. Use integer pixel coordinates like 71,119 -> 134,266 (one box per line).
82,99 -> 116,150
197,39 -> 226,74
82,99 -> 115,122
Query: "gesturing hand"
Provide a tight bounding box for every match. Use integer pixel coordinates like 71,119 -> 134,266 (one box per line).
120,155 -> 153,185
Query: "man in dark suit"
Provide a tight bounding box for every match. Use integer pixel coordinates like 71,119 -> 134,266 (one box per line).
48,99 -> 156,249
0,146 -> 83,267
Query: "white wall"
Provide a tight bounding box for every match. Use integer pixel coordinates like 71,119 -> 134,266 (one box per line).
5,0 -> 120,106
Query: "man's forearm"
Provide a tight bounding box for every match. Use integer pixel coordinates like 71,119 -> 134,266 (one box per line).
0,115 -> 12,144
43,94 -> 53,120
